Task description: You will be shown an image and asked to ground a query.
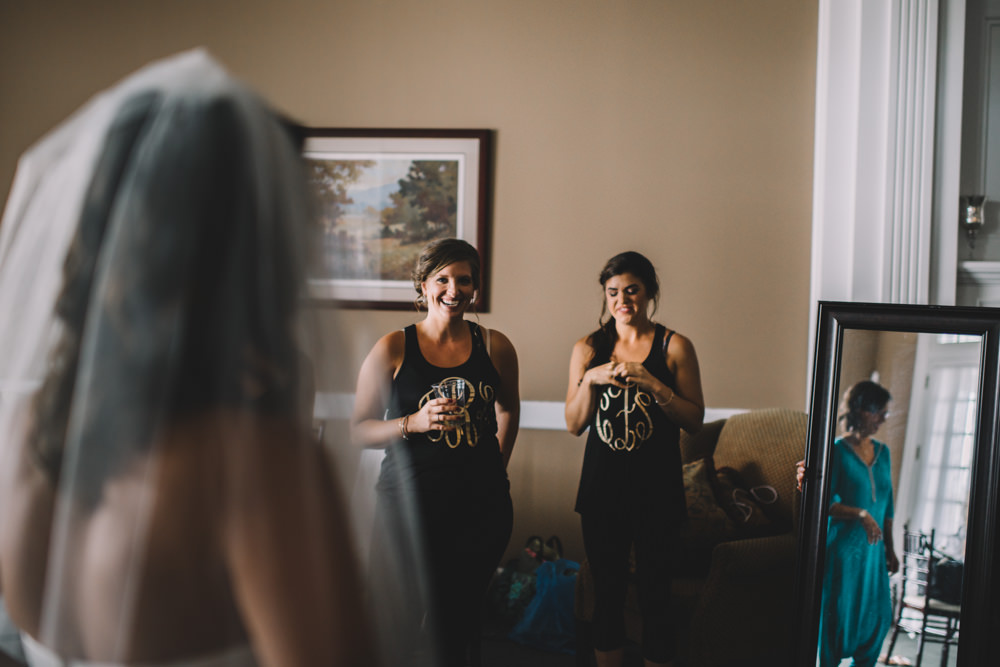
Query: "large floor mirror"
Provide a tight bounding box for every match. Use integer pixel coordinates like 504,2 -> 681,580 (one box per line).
793,302 -> 1000,667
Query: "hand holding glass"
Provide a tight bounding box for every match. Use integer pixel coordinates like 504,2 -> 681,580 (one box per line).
432,378 -> 468,409
431,378 -> 468,429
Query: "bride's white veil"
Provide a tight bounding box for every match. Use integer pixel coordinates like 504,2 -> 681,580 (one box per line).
0,50 -> 435,666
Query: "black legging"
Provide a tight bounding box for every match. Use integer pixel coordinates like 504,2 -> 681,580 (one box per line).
374,484 -> 513,667
581,506 -> 677,663
423,488 -> 512,666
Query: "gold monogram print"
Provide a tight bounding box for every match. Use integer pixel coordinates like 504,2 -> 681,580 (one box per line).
595,384 -> 654,452
419,377 -> 496,449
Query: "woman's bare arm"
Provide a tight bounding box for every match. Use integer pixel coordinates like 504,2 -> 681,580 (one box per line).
565,338 -> 625,435
489,329 -> 519,468
661,333 -> 705,433
349,332 -> 406,449
349,331 -> 462,447
829,502 -> 883,544
221,417 -> 376,666
884,517 -> 899,572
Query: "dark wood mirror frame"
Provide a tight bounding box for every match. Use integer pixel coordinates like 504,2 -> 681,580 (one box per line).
793,302 -> 1000,666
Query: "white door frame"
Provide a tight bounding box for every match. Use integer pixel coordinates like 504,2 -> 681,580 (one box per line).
808,0 -> 966,402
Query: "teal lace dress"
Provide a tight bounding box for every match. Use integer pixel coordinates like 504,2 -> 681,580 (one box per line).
818,437 -> 894,667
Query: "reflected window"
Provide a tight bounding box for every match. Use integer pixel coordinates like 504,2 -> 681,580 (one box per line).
936,333 -> 980,344
906,339 -> 978,558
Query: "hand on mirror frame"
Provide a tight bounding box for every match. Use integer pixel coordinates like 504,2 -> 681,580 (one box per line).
795,459 -> 805,492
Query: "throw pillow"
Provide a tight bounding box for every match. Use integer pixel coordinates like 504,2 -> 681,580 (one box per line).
681,458 -> 735,571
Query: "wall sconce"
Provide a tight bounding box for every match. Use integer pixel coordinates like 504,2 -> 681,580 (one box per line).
961,195 -> 986,249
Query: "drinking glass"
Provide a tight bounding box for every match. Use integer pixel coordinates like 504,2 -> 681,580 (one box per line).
432,378 -> 468,409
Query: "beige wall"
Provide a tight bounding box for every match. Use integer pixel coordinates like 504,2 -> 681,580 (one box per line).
0,0 -> 819,560
838,330 -> 917,507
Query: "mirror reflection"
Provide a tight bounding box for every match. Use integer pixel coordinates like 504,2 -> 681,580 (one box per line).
819,330 -> 976,667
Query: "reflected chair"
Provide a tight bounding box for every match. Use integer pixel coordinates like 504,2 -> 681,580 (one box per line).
885,527 -> 961,667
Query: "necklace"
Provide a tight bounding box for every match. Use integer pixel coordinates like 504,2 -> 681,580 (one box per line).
845,433 -> 875,465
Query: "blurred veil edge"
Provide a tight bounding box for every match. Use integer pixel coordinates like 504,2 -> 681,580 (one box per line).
0,51 -> 233,577
0,49 -> 436,666
0,49 -> 229,396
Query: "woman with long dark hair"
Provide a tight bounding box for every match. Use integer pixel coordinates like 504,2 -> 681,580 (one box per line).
565,251 -> 704,667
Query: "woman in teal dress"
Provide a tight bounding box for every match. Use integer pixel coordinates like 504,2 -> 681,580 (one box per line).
819,380 -> 900,667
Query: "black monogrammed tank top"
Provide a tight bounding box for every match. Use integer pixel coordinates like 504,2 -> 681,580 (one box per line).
378,322 -> 507,499
574,324 -> 686,522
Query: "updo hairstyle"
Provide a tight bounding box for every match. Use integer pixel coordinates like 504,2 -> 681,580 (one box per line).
412,238 -> 481,306
839,380 -> 892,431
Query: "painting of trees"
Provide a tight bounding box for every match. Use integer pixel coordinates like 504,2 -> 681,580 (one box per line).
304,156 -> 461,283
300,130 -> 488,307
306,158 -> 374,230
382,160 -> 458,242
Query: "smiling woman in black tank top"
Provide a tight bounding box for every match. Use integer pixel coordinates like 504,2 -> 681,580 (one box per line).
565,251 -> 705,667
351,238 -> 519,667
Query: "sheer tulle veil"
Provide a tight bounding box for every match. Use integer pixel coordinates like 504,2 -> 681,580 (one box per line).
0,50 -> 434,665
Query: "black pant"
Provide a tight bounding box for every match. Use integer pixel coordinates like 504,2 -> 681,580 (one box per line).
581,506 -> 676,664
373,482 -> 513,667
423,486 -> 512,666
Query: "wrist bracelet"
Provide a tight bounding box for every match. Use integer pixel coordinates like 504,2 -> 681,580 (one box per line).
398,414 -> 410,440
656,390 -> 675,407
858,509 -> 868,520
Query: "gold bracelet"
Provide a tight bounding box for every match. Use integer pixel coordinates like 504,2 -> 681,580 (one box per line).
398,414 -> 410,440
656,390 -> 675,408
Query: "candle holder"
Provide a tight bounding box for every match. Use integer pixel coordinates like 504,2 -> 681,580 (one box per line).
961,195 -> 986,250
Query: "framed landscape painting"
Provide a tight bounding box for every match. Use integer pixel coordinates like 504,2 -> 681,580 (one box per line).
303,128 -> 492,310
